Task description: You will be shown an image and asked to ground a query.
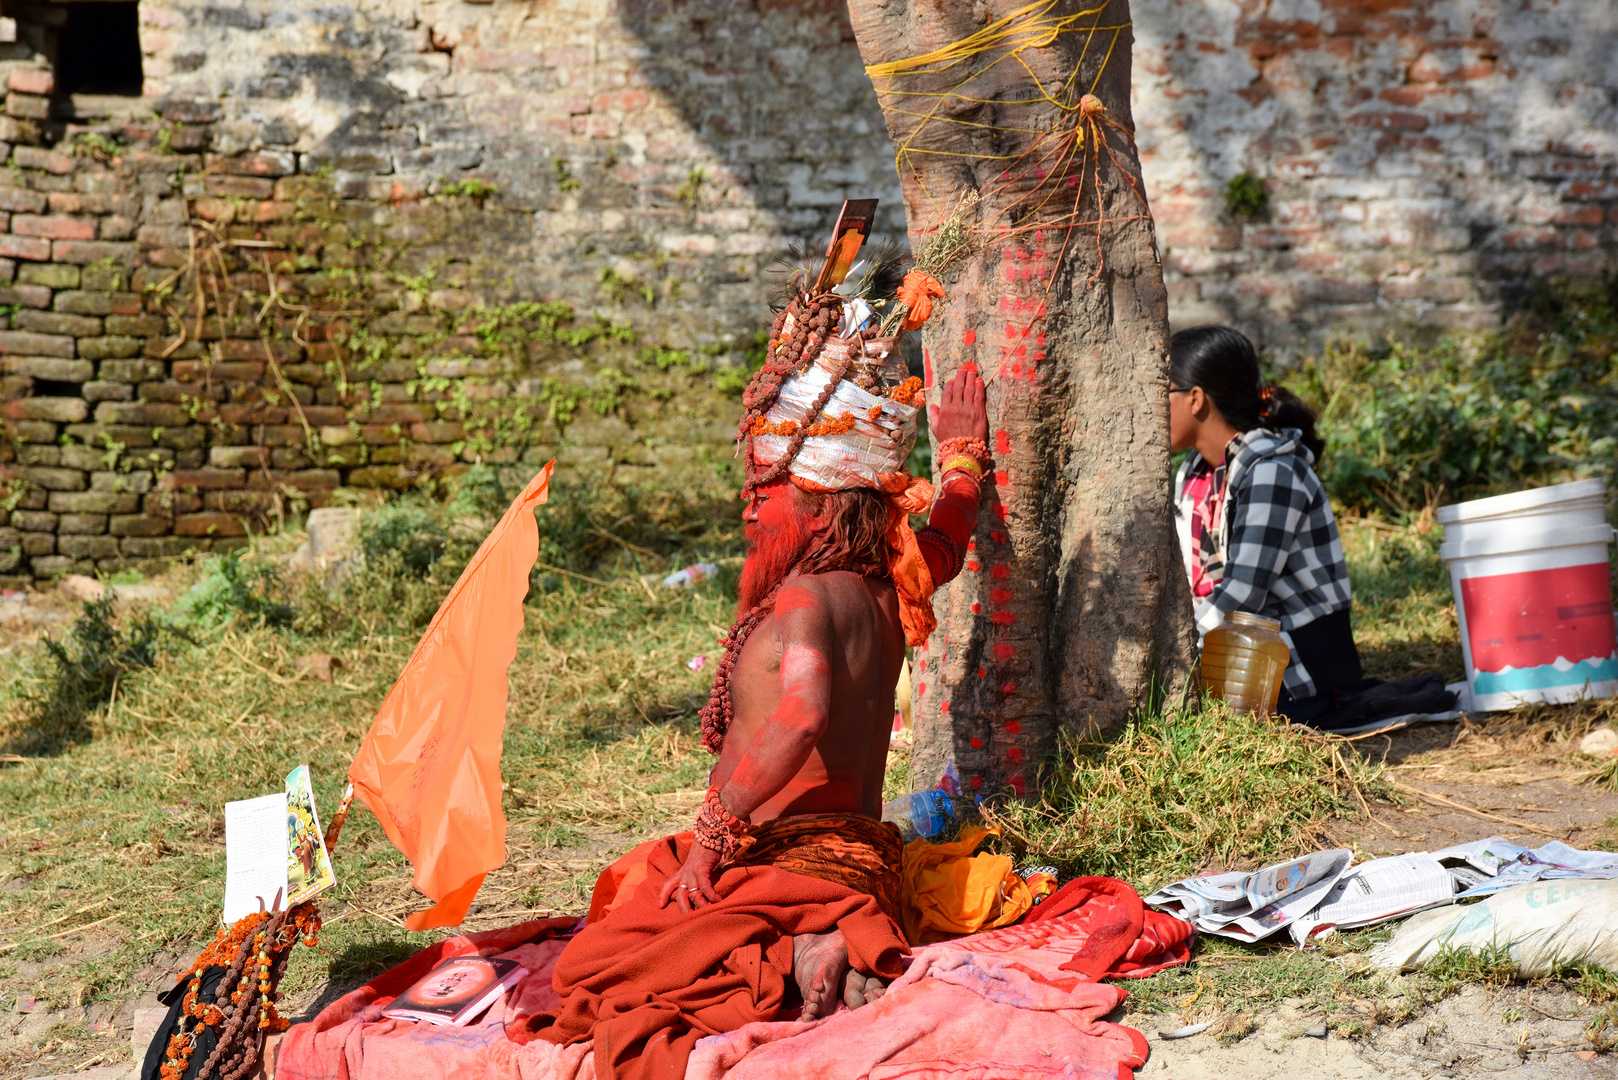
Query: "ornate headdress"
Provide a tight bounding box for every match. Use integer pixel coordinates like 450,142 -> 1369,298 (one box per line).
698,200 -> 949,752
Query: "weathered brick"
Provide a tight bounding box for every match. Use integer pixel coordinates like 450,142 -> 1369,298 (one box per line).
54,291 -> 143,316
247,468 -> 340,491
346,465 -> 413,488
16,465 -> 84,490
410,421 -> 465,444
162,467 -> 245,490
93,401 -> 191,425
90,470 -> 152,493
208,151 -> 298,177
15,309 -> 102,337
52,241 -> 140,266
173,360 -> 264,382
49,491 -> 140,514
18,263 -> 81,289
58,534 -> 120,559
182,175 -> 275,199
174,511 -> 247,537
99,358 -> 164,382
5,94 -> 51,122
6,283 -> 52,309
57,512 -> 108,535
83,380 -> 134,402
13,147 -> 74,175
12,215 -> 97,241
11,509 -> 56,532
57,445 -> 111,471
5,397 -> 87,422
4,418 -> 55,441
105,315 -> 166,337
0,186 -> 46,214
0,235 -> 52,261
7,69 -> 52,96
0,330 -> 73,357
16,357 -> 93,381
110,513 -> 171,537
208,445 -> 269,468
118,536 -> 195,558
15,444 -> 57,465
78,337 -> 142,361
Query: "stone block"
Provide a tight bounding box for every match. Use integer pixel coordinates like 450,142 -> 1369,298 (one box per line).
52,241 -> 139,266
182,175 -> 275,199
208,151 -> 297,177
174,360 -> 263,382
119,536 -> 195,558
13,147 -> 74,175
0,234 -> 51,261
174,511 -> 247,537
49,491 -> 138,514
16,309 -> 101,337
15,443 -> 57,464
17,357 -> 93,381
8,283 -> 51,308
13,215 -> 96,241
21,532 -> 55,556
58,445 -> 109,471
6,397 -> 87,422
11,509 -> 55,531
79,336 -> 142,361
18,263 -> 81,289
58,533 -> 120,559
110,513 -> 171,537
81,265 -> 125,291
94,402 -> 190,425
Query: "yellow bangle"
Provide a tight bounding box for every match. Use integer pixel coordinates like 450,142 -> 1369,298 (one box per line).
941,454 -> 986,478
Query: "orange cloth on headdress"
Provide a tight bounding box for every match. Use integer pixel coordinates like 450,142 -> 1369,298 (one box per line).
898,270 -> 946,331
788,471 -> 937,646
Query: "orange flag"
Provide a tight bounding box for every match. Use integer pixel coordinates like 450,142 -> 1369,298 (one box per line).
348,461 -> 554,929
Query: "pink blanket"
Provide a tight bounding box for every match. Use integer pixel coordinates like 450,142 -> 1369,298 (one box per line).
278,890 -> 1172,1080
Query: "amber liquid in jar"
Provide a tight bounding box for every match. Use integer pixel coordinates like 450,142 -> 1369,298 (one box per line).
1201,611 -> 1292,717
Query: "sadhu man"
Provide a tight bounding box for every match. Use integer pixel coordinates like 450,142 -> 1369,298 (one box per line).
518,269 -> 992,1079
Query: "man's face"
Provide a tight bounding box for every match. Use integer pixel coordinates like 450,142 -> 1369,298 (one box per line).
738,476 -> 817,611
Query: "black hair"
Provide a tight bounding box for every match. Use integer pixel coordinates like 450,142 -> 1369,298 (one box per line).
1169,325 -> 1324,461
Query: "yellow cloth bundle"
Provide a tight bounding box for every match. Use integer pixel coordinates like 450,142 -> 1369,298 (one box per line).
900,825 -> 1034,944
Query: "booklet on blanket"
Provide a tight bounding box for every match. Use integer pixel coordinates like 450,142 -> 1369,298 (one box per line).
222,765 -> 338,925
382,956 -> 529,1026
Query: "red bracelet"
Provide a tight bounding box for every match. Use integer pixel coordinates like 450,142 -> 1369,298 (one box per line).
693,787 -> 748,857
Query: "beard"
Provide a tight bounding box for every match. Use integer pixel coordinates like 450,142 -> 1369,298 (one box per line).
737,515 -> 815,612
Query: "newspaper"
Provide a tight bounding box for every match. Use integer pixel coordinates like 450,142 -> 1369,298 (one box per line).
1455,840 -> 1618,899
1145,849 -> 1353,941
1287,853 -> 1456,944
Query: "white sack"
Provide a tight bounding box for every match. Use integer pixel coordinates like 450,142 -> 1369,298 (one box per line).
1372,878 -> 1618,976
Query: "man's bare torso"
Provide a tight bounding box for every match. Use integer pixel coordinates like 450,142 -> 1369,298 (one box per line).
710,570 -> 904,822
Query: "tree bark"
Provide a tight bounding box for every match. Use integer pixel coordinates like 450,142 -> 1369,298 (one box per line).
846,0 -> 1195,795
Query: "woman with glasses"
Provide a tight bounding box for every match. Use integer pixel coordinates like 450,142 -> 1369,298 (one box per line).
1168,325 -> 1362,725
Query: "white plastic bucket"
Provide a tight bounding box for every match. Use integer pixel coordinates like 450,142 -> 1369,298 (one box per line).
1439,481 -> 1616,713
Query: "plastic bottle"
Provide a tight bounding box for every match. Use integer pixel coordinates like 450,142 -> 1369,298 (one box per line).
1201,610 -> 1292,717
661,562 -> 720,589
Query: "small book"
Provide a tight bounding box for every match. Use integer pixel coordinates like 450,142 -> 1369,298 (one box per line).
222,765 -> 338,925
382,956 -> 529,1026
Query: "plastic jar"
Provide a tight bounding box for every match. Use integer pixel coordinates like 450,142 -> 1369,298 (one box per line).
1201,611 -> 1292,716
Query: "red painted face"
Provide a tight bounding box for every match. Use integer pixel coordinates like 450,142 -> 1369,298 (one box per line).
738,476 -> 815,612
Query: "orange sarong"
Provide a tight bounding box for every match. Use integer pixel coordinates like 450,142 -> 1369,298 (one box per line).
518,815 -> 907,1080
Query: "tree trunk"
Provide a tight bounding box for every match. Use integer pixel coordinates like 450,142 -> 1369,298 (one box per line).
846,0 -> 1195,795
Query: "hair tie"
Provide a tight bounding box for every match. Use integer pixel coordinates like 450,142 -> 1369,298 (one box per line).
1257,385 -> 1277,419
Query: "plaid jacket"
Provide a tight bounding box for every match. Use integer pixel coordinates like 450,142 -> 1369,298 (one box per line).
1173,428 -> 1353,697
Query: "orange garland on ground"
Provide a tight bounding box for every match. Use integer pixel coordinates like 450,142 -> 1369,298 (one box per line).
159,903 -> 322,1080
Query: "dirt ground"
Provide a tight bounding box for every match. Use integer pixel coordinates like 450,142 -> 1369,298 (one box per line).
8,675 -> 1618,1078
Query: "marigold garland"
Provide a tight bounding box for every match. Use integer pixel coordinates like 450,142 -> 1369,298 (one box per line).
159,902 -> 321,1080
747,411 -> 859,440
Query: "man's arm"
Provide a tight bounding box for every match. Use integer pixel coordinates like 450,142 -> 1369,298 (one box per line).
917,365 -> 991,585
658,579 -> 836,912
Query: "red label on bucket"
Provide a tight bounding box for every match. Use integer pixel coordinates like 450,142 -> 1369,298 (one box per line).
1459,563 -> 1616,674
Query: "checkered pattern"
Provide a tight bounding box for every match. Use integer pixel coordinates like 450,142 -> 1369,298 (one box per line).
1173,428 -> 1353,697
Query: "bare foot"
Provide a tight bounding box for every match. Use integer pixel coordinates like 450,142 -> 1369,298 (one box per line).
792,929 -> 849,1020
842,969 -> 887,1009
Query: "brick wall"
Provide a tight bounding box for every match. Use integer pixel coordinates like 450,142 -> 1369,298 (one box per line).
1131,0 -> 1618,355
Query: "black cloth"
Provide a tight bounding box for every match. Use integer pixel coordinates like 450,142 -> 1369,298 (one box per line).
140,966 -> 227,1080
1281,673 -> 1458,732
1286,607 -> 1362,697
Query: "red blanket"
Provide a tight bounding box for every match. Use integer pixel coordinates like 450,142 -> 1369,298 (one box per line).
517,833 -> 907,1080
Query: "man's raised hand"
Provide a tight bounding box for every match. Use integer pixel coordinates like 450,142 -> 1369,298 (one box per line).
931,364 -> 989,446
657,842 -> 722,914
